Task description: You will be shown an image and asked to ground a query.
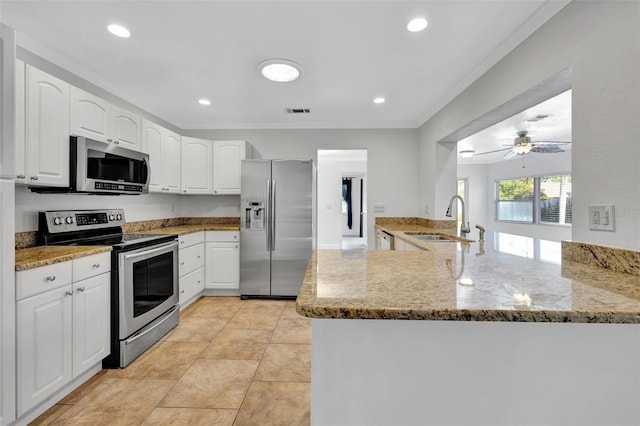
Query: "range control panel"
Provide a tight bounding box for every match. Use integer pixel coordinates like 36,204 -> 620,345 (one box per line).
40,209 -> 126,233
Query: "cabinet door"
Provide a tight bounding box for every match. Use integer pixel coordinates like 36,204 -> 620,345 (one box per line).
179,243 -> 205,277
26,65 -> 70,187
205,242 -> 240,289
15,59 -> 25,183
72,273 -> 110,378
163,130 -> 182,193
181,137 -> 213,194
17,286 -> 73,416
142,119 -> 164,193
110,105 -> 141,151
213,140 -> 246,194
70,86 -> 109,142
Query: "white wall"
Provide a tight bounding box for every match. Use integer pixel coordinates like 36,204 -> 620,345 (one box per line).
420,1 -> 640,250
186,129 -> 420,248
459,150 -> 571,242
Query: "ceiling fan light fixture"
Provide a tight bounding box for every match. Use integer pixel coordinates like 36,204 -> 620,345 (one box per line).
258,59 -> 303,83
513,144 -> 532,155
459,150 -> 475,158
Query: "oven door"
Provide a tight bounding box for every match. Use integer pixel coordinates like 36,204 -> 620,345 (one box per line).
118,240 -> 178,339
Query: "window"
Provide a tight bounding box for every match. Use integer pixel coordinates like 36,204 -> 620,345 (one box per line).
495,174 -> 571,225
496,178 -> 534,222
539,175 -> 572,224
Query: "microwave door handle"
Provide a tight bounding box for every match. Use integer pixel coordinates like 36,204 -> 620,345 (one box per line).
144,157 -> 151,187
123,241 -> 178,260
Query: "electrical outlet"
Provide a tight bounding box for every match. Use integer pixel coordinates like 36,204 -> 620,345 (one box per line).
588,205 -> 615,231
374,204 -> 385,213
424,205 -> 429,215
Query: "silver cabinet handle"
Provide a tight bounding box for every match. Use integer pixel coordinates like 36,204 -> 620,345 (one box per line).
65,290 -> 73,296
16,174 -> 25,179
76,287 -> 85,292
197,255 -> 201,259
30,176 -> 38,180
183,189 -> 187,193
180,262 -> 185,266
107,138 -> 113,142
92,263 -> 101,268
235,245 -> 238,249
46,275 -> 56,282
197,280 -> 201,284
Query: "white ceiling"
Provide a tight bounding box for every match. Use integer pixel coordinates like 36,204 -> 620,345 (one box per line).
458,89 -> 572,165
1,1 -> 568,130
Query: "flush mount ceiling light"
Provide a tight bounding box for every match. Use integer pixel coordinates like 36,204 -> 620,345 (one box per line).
459,150 -> 475,158
107,24 -> 131,38
373,97 -> 386,104
407,17 -> 428,32
198,98 -> 212,106
257,59 -> 303,83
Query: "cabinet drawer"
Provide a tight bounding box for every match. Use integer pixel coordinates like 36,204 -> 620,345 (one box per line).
179,266 -> 204,306
178,231 -> 205,249
205,230 -> 239,242
179,243 -> 204,277
16,261 -> 72,301
72,252 -> 111,282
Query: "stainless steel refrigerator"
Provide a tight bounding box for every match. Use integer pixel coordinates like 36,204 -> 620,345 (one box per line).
240,160 -> 313,298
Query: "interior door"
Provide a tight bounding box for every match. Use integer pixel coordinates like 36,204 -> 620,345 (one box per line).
270,160 -> 313,297
240,160 -> 271,296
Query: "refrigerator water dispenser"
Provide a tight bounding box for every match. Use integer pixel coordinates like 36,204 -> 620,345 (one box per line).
245,201 -> 265,230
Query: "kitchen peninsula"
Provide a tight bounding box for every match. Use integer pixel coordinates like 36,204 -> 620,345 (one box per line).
297,228 -> 640,425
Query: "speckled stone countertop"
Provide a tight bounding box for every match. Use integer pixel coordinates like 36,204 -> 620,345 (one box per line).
132,224 -> 239,235
15,246 -> 112,271
297,230 -> 640,324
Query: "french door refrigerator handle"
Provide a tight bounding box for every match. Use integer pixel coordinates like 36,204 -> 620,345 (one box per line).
266,179 -> 271,251
271,179 -> 276,250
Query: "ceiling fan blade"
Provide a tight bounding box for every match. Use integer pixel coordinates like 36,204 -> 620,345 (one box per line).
475,147 -> 512,156
531,145 -> 565,153
504,150 -> 517,159
531,140 -> 572,144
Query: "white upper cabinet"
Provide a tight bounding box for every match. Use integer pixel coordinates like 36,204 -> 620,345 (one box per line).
110,105 -> 141,150
142,118 -> 181,194
181,137 -> 213,194
70,87 -> 142,151
25,65 -> 70,187
70,87 -> 109,142
213,140 -> 248,194
15,59 -> 25,183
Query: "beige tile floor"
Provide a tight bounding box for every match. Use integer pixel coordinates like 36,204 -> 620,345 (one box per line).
31,297 -> 311,426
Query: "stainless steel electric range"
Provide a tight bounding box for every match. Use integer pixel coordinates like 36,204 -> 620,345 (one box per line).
38,209 -> 179,368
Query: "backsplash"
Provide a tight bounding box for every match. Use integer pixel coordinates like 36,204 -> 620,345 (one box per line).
15,217 -> 240,249
562,240 -> 640,277
375,217 -> 456,229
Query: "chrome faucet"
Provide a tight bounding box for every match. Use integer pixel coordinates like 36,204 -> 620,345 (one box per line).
475,224 -> 485,242
445,195 -> 471,236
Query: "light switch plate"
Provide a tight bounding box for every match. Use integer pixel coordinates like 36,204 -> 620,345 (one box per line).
588,205 -> 615,231
374,204 -> 385,213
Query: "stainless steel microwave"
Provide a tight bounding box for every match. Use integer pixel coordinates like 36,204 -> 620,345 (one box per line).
32,136 -> 150,195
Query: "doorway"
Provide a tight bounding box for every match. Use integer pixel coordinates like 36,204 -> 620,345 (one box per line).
317,149 -> 368,250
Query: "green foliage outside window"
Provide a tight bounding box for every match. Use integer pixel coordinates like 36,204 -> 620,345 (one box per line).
498,178 -> 534,201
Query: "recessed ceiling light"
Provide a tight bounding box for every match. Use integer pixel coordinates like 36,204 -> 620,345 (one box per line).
373,97 -> 386,104
407,17 -> 428,32
107,24 -> 131,38
198,98 -> 212,106
459,150 -> 475,158
257,59 -> 303,83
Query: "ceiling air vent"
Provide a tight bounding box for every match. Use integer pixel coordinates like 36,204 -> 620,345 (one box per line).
525,114 -> 551,122
285,108 -> 311,114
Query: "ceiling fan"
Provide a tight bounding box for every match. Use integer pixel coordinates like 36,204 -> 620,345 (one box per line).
474,130 -> 571,159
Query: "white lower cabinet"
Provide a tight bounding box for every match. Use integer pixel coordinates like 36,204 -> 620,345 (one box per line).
17,284 -> 73,416
178,232 -> 205,308
16,253 -> 110,417
205,231 -> 240,290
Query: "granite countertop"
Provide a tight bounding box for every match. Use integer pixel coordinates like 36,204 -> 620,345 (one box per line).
15,246 -> 112,271
133,224 -> 239,235
296,230 -> 640,324
15,223 -> 239,271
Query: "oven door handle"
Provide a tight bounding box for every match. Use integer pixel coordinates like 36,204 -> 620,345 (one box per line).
123,241 -> 178,260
